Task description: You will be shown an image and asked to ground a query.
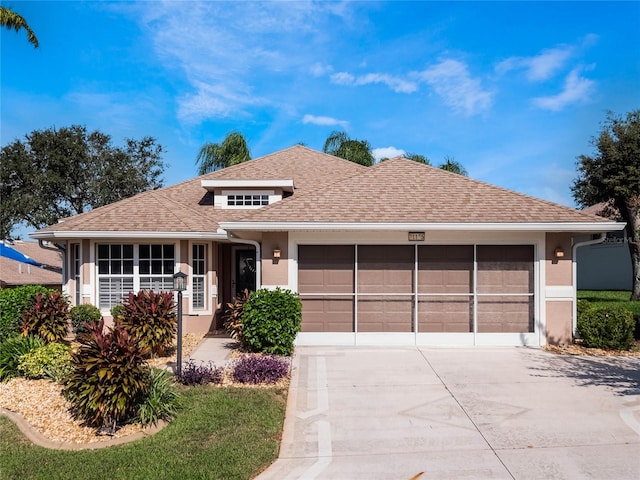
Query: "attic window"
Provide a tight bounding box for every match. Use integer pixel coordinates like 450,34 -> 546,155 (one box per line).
228,194 -> 269,206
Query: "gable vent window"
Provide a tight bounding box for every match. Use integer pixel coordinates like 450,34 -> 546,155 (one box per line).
228,194 -> 269,206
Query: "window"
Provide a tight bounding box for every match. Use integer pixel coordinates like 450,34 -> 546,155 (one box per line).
192,244 -> 206,309
227,194 -> 269,206
96,244 -> 175,309
72,244 -> 81,305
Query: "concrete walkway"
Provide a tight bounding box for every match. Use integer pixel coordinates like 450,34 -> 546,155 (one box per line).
186,334 -> 238,366
257,346 -> 640,480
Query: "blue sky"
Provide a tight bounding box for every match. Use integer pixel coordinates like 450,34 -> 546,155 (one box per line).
2,1 -> 639,236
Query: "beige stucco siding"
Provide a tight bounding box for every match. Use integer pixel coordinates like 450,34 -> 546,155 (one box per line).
261,232 -> 288,286
545,232 -> 573,285
546,301 -> 573,344
544,232 -> 574,345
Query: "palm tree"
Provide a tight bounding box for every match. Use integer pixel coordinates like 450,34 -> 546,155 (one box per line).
322,131 -> 375,167
403,153 -> 431,165
195,132 -> 251,174
439,156 -> 468,176
1,7 -> 39,48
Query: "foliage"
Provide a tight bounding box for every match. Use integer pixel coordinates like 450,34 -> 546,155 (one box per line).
231,355 -> 290,385
0,335 -> 44,381
0,285 -> 54,342
241,288 -> 302,356
175,360 -> 224,386
137,368 -> 182,426
0,6 -> 38,48
70,304 -> 102,335
576,304 -> 635,350
223,288 -> 251,348
17,342 -> 72,382
63,319 -> 150,430
323,130 -> 375,166
21,292 -> 70,343
0,125 -> 165,238
578,290 -> 640,340
572,110 -> 640,301
439,156 -> 469,176
117,290 -> 176,357
110,303 -> 125,321
403,152 -> 431,165
196,132 -> 251,174
0,386 -> 286,480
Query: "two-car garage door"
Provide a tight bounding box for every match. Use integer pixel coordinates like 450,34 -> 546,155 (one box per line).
298,245 -> 535,344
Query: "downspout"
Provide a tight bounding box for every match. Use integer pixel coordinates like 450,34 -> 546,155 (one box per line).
572,233 -> 606,334
226,233 -> 261,290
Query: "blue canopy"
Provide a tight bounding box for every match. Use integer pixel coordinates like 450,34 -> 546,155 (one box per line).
0,242 -> 43,267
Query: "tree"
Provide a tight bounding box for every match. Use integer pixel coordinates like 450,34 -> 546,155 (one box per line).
1,125 -> 165,238
439,156 -> 468,176
572,110 -> 640,301
0,6 -> 39,48
195,132 -> 251,174
403,153 -> 431,165
323,131 -> 375,166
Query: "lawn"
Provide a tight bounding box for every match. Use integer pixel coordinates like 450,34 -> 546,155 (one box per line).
0,385 -> 287,480
578,290 -> 640,318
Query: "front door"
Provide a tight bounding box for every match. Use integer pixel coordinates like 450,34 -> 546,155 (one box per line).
233,247 -> 256,296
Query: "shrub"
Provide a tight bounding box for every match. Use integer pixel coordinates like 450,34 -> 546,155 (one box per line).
0,285 -> 54,342
241,288 -> 302,356
21,292 -> 70,343
0,335 -> 45,381
231,355 -> 290,385
63,319 -> 150,431
223,289 -> 251,348
577,304 -> 635,350
70,304 -> 102,335
175,360 -> 223,386
117,290 -> 176,357
17,342 -> 73,382
137,368 -> 182,426
110,303 -> 125,322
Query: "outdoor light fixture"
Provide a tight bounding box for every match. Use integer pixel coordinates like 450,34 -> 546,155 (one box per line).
273,248 -> 281,259
173,271 -> 188,376
554,247 -> 565,258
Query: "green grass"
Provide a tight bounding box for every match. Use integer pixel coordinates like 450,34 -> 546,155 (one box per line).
578,290 -> 640,317
0,385 -> 287,480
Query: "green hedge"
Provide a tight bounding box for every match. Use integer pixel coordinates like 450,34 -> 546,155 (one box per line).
0,286 -> 55,342
577,303 -> 635,350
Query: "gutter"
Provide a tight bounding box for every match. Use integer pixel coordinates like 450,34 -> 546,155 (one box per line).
572,233 -> 606,335
227,233 -> 261,290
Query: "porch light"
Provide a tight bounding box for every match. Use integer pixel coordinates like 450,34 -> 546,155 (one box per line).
554,247 -> 565,258
173,271 -> 188,376
273,248 -> 281,259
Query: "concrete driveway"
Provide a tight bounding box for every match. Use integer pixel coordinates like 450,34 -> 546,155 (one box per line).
257,346 -> 640,480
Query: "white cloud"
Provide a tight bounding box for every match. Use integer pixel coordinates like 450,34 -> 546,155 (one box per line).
414,59 -> 494,116
310,62 -> 333,77
496,45 -> 574,81
330,72 -> 418,93
372,146 -> 405,161
302,114 -> 349,128
532,68 -> 595,111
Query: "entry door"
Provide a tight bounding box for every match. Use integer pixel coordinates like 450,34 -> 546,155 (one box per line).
233,247 -> 256,296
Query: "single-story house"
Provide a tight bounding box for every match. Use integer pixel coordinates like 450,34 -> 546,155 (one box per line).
30,146 -> 625,346
576,203 -> 633,291
0,240 -> 63,290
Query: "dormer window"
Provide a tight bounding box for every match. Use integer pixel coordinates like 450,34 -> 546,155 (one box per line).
228,194 -> 269,207
201,179 -> 295,210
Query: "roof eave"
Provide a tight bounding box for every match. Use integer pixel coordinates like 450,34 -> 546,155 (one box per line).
218,221 -> 627,233
29,230 -> 229,240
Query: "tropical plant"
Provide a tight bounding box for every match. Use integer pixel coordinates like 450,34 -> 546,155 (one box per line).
195,132 -> 251,174
0,335 -> 44,381
572,110 -> 640,301
17,342 -> 72,381
403,153 -> 431,165
63,319 -> 150,431
70,303 -> 102,335
223,288 -> 251,348
439,156 -> 468,176
0,6 -> 38,48
117,290 -> 176,357
0,285 -> 54,342
21,292 -> 70,343
231,355 -> 290,385
137,368 -> 182,426
175,360 -> 223,386
241,288 -> 302,356
323,131 -> 375,166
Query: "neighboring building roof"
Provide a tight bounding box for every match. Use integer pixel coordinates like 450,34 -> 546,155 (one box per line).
0,241 -> 62,287
32,146 -> 619,239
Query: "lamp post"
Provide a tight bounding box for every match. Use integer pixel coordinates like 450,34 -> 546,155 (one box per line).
173,271 -> 187,376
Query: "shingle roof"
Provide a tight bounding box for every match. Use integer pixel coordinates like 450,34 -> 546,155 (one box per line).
233,157 -> 611,225
0,241 -> 62,287
34,147 -> 611,237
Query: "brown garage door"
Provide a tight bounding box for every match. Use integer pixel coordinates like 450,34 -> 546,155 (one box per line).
298,245 -> 354,332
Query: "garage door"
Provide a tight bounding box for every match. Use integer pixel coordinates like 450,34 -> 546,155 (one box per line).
297,244 -> 535,344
